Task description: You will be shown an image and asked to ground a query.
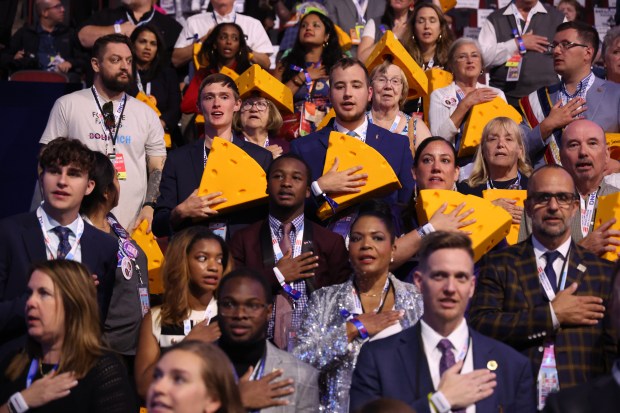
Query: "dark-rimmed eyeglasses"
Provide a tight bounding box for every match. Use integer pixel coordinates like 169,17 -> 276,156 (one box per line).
241,100 -> 268,112
219,299 -> 268,316
546,41 -> 589,53
373,76 -> 403,87
102,102 -> 116,130
529,192 -> 578,206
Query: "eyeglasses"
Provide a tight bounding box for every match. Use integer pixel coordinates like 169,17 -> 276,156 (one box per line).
219,299 -> 268,316
102,102 -> 116,130
241,100 -> 268,112
373,77 -> 403,87
528,192 -> 578,206
546,41 -> 589,53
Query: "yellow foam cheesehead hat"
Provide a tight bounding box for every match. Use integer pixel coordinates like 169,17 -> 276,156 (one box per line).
423,68 -> 453,123
193,43 -> 208,70
317,131 -> 402,220
317,108 -> 336,130
606,133 -> 620,160
131,219 -> 165,294
334,24 -> 352,51
220,65 -> 239,80
593,193 -> 620,261
364,30 -> 428,99
482,189 -> 527,245
198,137 -> 268,213
438,0 -> 457,13
235,64 -> 294,114
416,189 -> 512,262
458,97 -> 523,158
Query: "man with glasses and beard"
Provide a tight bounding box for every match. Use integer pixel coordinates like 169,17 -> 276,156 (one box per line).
40,34 -> 166,231
469,165 -> 616,410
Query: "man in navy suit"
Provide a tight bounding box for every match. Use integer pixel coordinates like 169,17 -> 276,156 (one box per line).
289,58 -> 414,229
153,73 -> 272,238
0,138 -> 118,360
350,232 -> 535,412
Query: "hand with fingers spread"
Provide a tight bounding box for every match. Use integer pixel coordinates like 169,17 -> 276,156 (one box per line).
185,320 -> 221,343
317,157 -> 367,195
21,371 -> 79,408
306,65 -> 328,81
345,310 -> 404,342
460,88 -> 498,110
172,189 -> 227,222
521,31 -> 550,53
429,202 -> 476,233
579,218 -> 620,257
492,198 -> 523,224
552,282 -> 605,326
540,97 -> 587,138
276,250 -> 319,283
239,367 -> 294,409
437,361 -> 497,410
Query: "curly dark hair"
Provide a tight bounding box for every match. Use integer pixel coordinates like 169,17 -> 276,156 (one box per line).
280,11 -> 344,83
39,137 -> 95,178
200,22 -> 252,74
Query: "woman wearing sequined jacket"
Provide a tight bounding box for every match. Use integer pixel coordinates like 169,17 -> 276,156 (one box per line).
293,201 -> 423,412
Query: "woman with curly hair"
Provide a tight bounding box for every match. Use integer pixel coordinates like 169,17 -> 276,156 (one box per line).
274,10 -> 344,135
402,3 -> 454,70
134,227 -> 232,398
181,22 -> 252,115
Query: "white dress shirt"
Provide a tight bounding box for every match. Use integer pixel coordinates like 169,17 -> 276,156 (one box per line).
333,117 -> 369,143
39,206 -> 83,262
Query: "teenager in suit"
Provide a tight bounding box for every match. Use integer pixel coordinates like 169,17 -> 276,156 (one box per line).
0,138 -> 118,361
229,154 -> 350,349
350,231 -> 535,412
520,21 -> 620,167
289,58 -> 414,231
153,73 -> 272,239
470,166 -> 616,408
217,268 -> 319,413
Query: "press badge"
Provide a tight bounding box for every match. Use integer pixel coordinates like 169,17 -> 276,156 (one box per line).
110,153 -> 127,180
506,54 -> 522,82
138,283 -> 150,317
350,24 -> 364,45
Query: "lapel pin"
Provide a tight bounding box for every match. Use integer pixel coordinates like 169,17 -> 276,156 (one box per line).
487,360 -> 498,371
577,264 -> 586,273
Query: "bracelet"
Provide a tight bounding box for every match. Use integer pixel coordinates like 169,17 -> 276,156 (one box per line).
114,23 -> 121,34
416,222 -> 435,239
310,181 -> 324,197
9,393 -> 29,413
429,391 -> 451,413
142,202 -> 156,209
348,317 -> 369,339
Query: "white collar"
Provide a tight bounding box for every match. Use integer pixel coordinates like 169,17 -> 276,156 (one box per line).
504,1 -> 548,17
532,235 -> 572,261
334,117 -> 369,139
420,318 -> 469,353
40,204 -> 81,234
213,9 -> 235,21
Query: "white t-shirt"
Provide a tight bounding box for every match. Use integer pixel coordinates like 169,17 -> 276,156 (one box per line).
174,10 -> 273,55
40,88 -> 166,229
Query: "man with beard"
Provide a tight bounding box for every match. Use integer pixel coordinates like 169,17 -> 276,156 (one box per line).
217,268 -> 319,412
469,165 -> 616,410
40,34 -> 166,230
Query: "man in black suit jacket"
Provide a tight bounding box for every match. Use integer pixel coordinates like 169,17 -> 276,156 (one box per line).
543,259 -> 620,413
153,73 -> 272,238
0,138 -> 117,360
230,154 -> 350,349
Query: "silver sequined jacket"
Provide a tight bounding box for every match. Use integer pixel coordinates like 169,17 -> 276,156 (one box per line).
292,274 -> 423,413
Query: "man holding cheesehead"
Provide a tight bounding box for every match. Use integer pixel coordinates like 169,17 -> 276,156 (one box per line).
470,165 -> 616,410
289,57 -> 414,237
153,73 -> 272,239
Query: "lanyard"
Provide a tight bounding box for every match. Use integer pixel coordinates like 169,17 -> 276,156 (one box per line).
106,214 -> 144,282
579,190 -> 598,237
511,3 -> 535,37
136,71 -> 151,96
91,87 -> 127,154
212,11 -> 236,24
352,0 -> 368,24
203,143 -> 208,167
26,358 -> 58,388
367,112 -> 401,133
126,9 -> 155,27
351,276 -> 391,315
36,206 -> 84,261
486,171 -> 522,189
537,247 -> 570,301
270,223 -> 304,300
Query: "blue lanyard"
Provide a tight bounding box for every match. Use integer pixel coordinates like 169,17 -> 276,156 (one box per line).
26,358 -> 58,388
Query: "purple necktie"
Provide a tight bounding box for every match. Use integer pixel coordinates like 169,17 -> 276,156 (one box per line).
51,226 -> 72,259
438,338 -> 465,413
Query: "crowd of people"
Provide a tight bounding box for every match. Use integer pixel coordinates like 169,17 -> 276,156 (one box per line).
2,0 -> 620,412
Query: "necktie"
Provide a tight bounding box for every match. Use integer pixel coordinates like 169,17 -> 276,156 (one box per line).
346,130 -> 359,138
544,251 -> 561,292
437,339 -> 465,413
279,222 -> 292,255
52,226 -> 72,259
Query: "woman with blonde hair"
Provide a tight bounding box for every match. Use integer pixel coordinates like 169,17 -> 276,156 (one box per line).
368,60 -> 431,153
147,341 -> 244,413
135,227 -> 233,398
0,260 -> 134,412
460,117 -> 532,224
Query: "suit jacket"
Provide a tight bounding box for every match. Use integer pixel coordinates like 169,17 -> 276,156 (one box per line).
229,218 -> 350,295
262,341 -> 319,413
542,366 -> 620,413
289,121 -> 415,219
521,76 -> 620,167
325,0 -> 386,34
152,136 -> 272,238
0,212 -> 118,359
349,322 -> 536,413
469,238 -> 617,389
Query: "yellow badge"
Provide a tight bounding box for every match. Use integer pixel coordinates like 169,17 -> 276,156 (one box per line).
487,360 -> 498,371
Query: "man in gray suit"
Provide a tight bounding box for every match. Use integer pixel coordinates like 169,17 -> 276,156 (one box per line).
518,119 -> 620,258
520,21 -> 620,167
217,268 -> 319,412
